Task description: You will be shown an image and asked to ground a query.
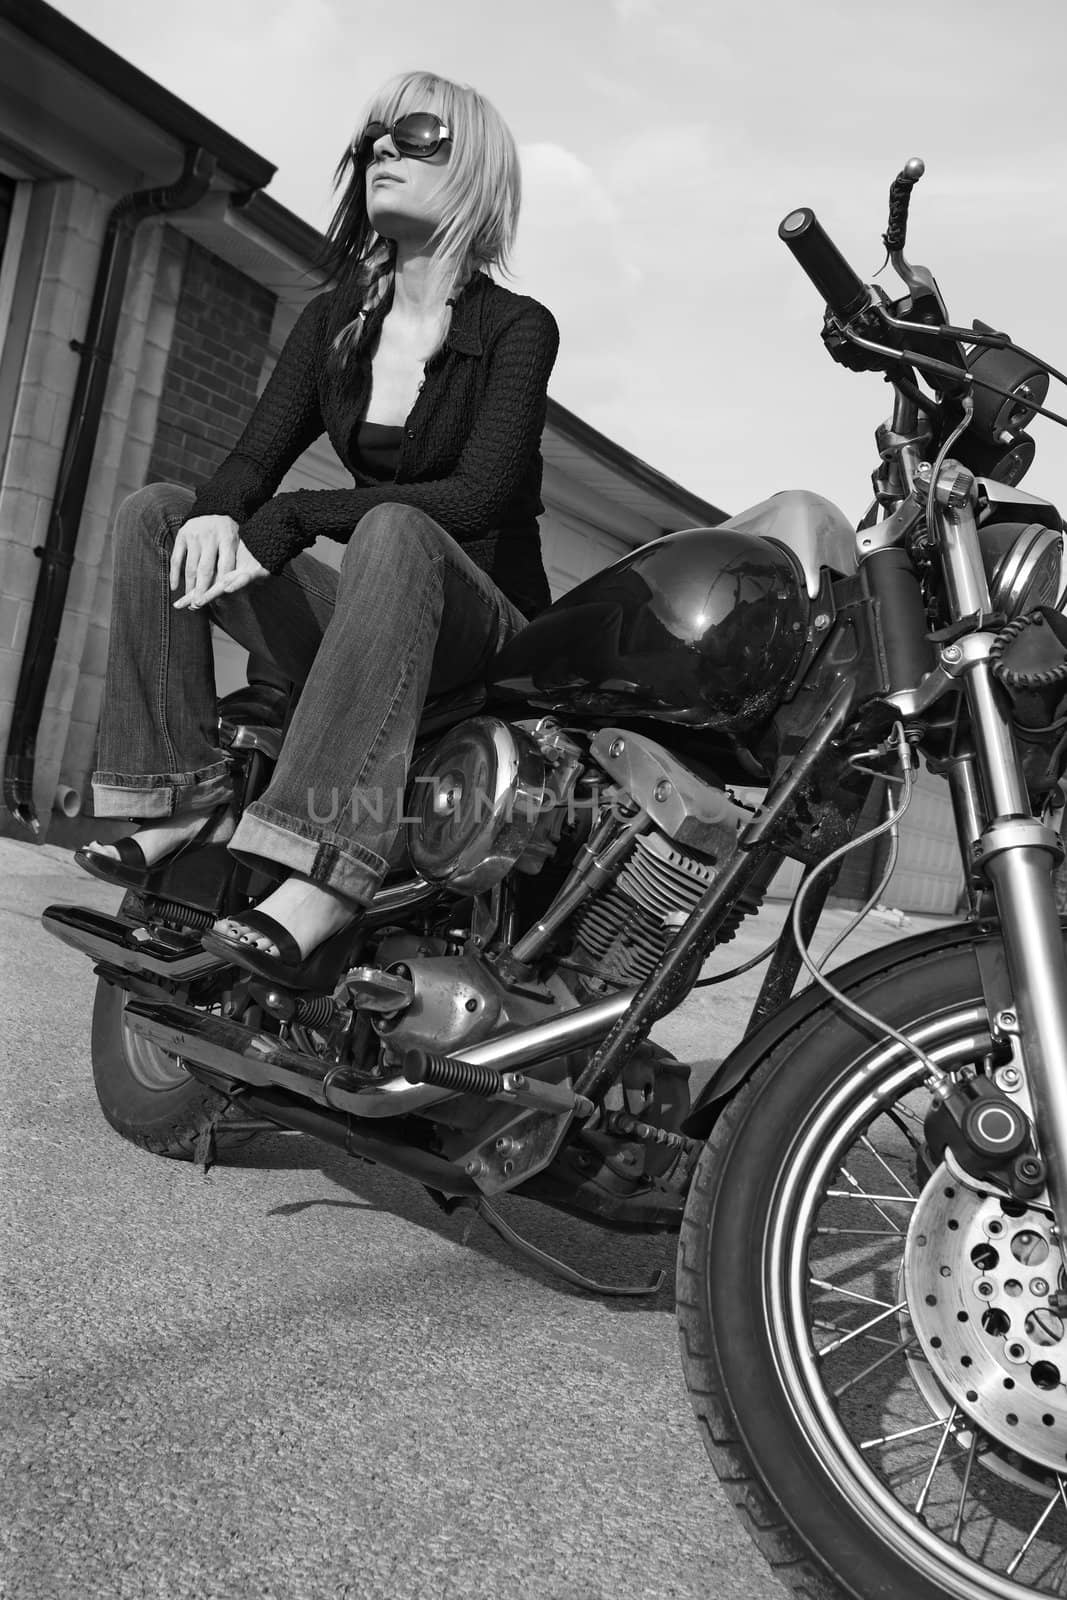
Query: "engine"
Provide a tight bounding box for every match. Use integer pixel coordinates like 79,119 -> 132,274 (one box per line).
402,714 -> 749,1008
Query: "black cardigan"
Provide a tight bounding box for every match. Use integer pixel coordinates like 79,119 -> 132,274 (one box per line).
189,271 -> 560,619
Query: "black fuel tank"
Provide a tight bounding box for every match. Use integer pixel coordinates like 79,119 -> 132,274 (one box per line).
491,525 -> 813,730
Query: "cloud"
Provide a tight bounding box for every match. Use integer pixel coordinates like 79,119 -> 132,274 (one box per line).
263,0 -> 340,53
514,140 -> 641,300
611,0 -> 663,18
604,120 -> 720,199
519,142 -> 621,226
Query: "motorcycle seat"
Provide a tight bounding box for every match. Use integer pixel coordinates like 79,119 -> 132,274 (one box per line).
219,673 -> 491,748
417,682 -> 488,735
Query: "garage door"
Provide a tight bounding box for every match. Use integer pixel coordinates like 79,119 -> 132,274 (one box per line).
768,767 -> 963,916
213,455 -> 639,693
540,508 -> 632,599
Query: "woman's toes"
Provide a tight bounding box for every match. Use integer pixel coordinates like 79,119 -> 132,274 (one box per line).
210,917 -> 280,957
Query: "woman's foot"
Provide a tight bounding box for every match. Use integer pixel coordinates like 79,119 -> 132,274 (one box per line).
85,808 -> 235,867
212,876 -> 357,961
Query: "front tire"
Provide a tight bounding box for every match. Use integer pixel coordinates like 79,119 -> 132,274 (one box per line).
677,934 -> 1067,1600
91,976 -> 230,1158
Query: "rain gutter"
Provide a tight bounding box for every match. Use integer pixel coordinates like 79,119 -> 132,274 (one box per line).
3,145 -> 218,829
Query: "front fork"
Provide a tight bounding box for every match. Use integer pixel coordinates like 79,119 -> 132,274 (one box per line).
906,465 -> 1067,1268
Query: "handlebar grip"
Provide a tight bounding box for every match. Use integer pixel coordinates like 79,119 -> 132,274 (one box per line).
883,157 -> 925,254
778,207 -> 869,323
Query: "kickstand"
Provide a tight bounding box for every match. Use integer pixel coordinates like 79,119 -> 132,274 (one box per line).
192,1123 -> 216,1174
475,1197 -> 666,1298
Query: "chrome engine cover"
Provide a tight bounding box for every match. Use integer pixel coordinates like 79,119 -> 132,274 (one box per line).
372,953 -> 507,1056
404,716 -> 550,891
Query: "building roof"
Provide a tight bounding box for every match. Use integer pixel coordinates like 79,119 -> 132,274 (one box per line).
0,0 -> 273,190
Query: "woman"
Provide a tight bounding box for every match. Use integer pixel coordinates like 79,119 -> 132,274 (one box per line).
81,70 -> 559,988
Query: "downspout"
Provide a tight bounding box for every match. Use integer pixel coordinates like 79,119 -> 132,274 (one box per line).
3,144 -> 218,831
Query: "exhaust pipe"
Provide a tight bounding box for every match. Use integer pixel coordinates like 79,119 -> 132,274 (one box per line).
124,986 -> 637,1121
230,1087 -> 481,1196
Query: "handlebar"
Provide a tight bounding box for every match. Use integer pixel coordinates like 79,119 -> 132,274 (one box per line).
777,207 -> 869,323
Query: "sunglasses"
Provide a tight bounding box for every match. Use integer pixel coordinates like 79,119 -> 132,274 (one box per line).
355,112 -> 452,162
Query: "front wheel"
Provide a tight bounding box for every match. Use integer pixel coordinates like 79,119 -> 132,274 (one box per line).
677,934 -> 1067,1600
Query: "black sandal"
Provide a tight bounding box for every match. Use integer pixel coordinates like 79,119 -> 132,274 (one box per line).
75,804 -> 233,893
200,910 -> 362,991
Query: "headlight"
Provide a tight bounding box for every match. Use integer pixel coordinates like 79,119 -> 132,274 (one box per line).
978,520 -> 1063,617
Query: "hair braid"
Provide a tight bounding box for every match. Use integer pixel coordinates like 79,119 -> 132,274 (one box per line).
330,240 -> 397,368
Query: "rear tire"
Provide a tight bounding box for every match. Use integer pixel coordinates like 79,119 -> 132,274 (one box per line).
91,976 -> 230,1159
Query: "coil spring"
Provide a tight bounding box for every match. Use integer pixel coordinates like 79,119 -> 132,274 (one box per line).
603,1110 -> 695,1154
146,899 -> 214,930
403,1051 -> 500,1097
295,995 -> 335,1028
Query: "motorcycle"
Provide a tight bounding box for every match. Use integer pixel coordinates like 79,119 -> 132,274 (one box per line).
44,158 -> 1067,1598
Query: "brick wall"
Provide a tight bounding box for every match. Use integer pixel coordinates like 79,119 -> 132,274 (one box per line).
147,239 -> 275,490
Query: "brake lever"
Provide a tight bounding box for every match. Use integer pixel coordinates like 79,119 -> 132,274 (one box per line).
883,158 -> 947,312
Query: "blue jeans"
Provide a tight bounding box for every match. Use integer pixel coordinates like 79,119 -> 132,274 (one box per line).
92,483 -> 526,903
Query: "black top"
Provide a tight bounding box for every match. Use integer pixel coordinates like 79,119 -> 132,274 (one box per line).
189,272 -> 560,619
355,420 -> 402,481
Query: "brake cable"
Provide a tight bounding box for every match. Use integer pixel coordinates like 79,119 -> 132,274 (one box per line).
874,307 -> 1067,395
836,314 -> 1067,432
786,722 -> 950,1090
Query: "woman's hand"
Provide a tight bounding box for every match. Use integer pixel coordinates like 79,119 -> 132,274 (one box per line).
170,515 -> 268,610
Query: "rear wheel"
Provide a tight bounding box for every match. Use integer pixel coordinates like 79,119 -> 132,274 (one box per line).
677,934 -> 1067,1600
91,976 -> 231,1158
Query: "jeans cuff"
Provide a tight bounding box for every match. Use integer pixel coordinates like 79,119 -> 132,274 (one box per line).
229,802 -> 388,904
91,762 -> 233,818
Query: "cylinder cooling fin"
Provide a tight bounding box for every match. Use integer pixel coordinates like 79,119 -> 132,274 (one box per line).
569,829 -> 720,989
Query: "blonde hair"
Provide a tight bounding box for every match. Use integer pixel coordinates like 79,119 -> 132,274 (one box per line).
322,70 -> 522,366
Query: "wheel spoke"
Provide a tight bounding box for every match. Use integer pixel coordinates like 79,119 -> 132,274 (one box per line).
813,1317 -> 902,1349
950,1428 -> 980,1546
809,1277 -> 898,1312
886,1438 -> 970,1497
831,1335 -> 918,1399
859,1134 -> 918,1198
818,1300 -> 908,1357
827,1169 -> 916,1236
914,1405 -> 960,1516
859,1416 -> 949,1452
1006,1480 -> 1065,1578
814,1226 -> 903,1237
891,1107 -> 928,1140
825,1188 -> 918,1206
885,1103 -> 928,1148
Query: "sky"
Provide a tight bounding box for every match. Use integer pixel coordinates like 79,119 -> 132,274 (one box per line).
63,0 -> 1067,525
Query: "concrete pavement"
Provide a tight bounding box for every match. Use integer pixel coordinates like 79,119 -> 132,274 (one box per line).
0,836 -> 950,1600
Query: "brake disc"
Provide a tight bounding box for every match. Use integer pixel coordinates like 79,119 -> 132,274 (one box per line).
903,1163 -> 1067,1473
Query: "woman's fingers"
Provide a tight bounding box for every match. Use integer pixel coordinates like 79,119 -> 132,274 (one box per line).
186,571 -> 250,607
169,530 -> 187,591
170,514 -> 241,599
195,541 -> 219,596
174,541 -> 267,609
